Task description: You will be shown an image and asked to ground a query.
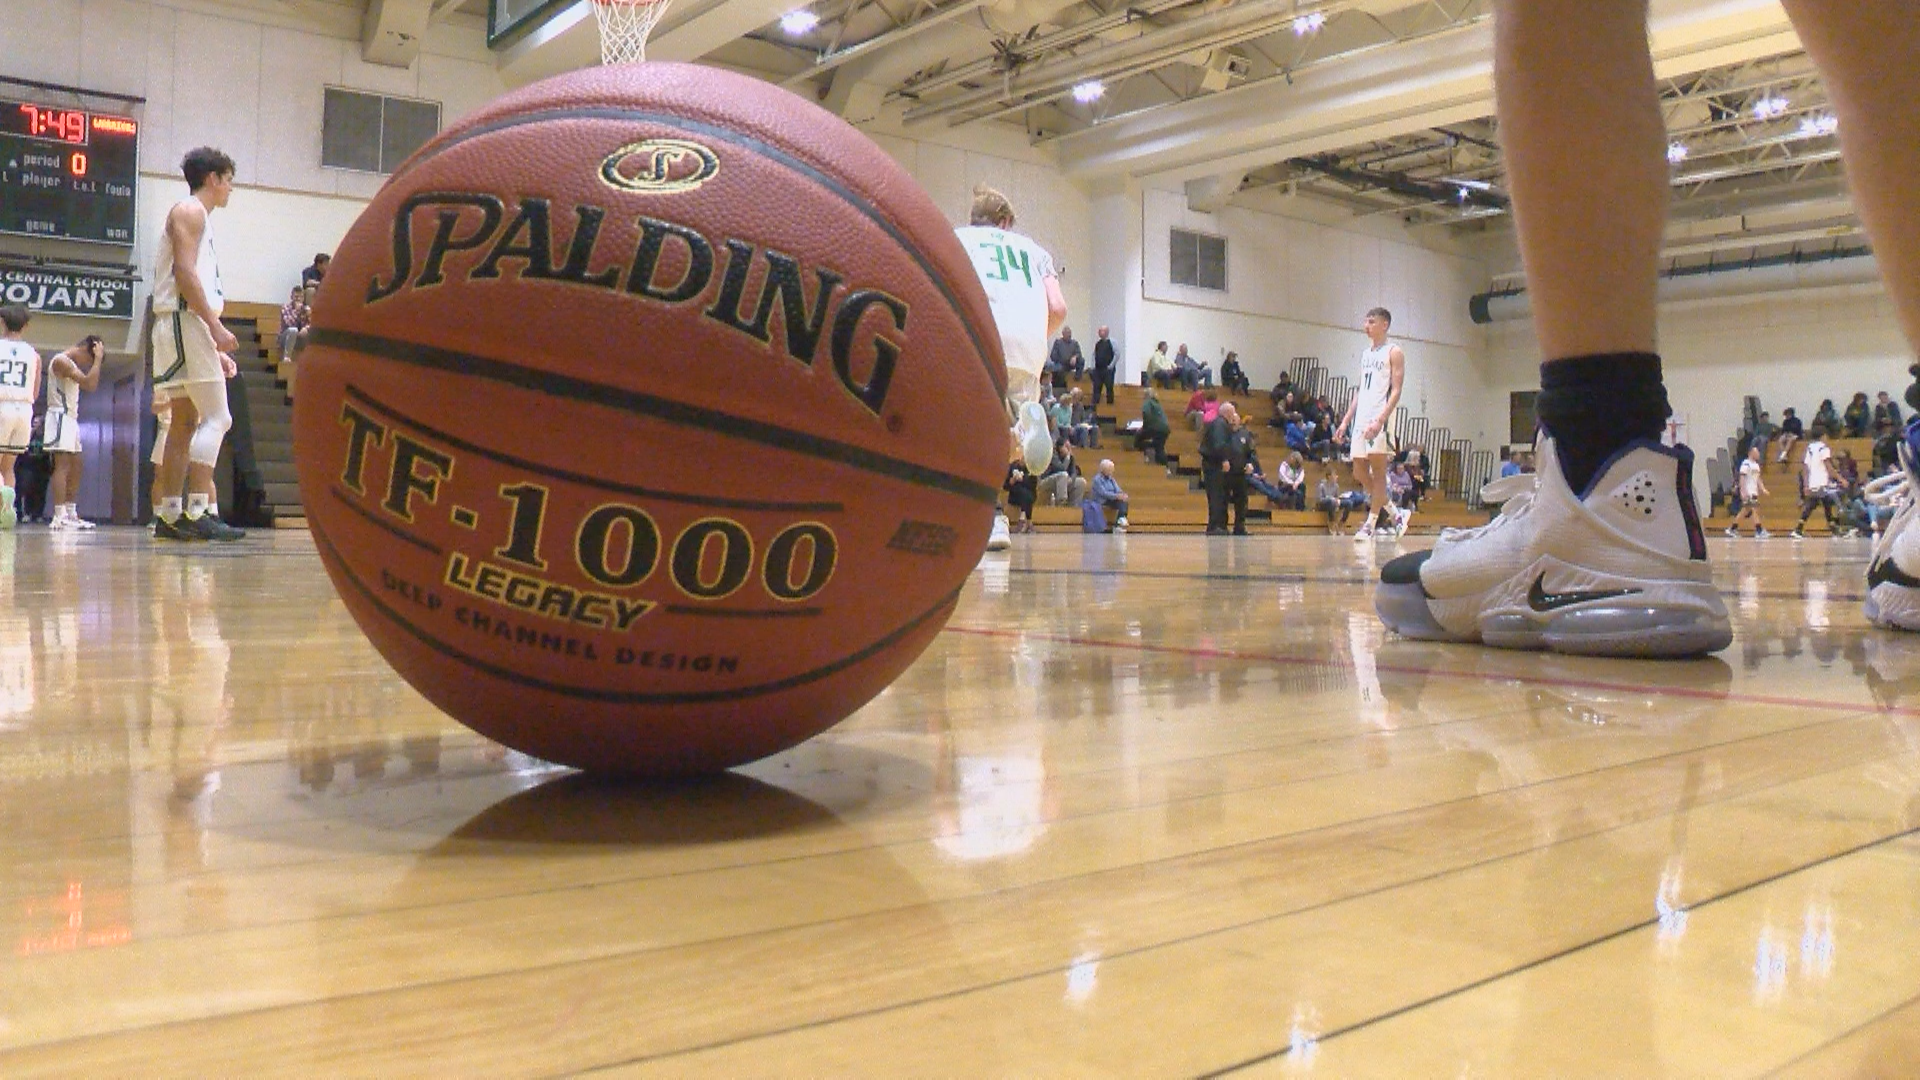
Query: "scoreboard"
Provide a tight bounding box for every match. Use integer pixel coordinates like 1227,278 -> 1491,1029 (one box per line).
0,98 -> 139,246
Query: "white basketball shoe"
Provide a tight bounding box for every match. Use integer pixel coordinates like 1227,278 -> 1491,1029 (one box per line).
1374,435 -> 1731,657
1013,402 -> 1053,475
985,512 -> 1013,552
1864,420 -> 1920,631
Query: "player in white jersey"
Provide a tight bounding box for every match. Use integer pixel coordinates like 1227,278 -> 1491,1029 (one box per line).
44,335 -> 105,531
955,185 -> 1067,551
150,147 -> 244,542
0,305 -> 42,530
1333,308 -> 1405,541
1724,444 -> 1770,539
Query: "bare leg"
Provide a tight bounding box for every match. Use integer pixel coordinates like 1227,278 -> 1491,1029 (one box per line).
1495,0 -> 1664,358
50,454 -> 73,508
1350,457 -> 1376,527
1362,456 -> 1391,528
1779,1 -> 1920,357
0,452 -> 14,489
158,396 -> 198,515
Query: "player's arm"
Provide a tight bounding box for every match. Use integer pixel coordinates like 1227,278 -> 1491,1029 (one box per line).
1334,384 -> 1357,439
1044,273 -> 1067,340
166,201 -> 239,353
26,350 -> 42,407
55,349 -> 104,393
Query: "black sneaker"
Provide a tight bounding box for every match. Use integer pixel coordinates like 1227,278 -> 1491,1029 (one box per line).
154,516 -> 198,541
176,513 -> 246,542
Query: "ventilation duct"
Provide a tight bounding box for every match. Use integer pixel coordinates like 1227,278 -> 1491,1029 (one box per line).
1470,247 -> 1880,324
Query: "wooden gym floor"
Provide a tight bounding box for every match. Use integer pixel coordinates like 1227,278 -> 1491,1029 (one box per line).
3,526 -> 1919,1076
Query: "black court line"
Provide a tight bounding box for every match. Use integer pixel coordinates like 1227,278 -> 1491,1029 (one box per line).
310,516 -> 958,706
342,384 -> 846,514
384,103 -> 1005,400
1203,822 -> 1920,1075
311,328 -> 999,508
329,485 -> 443,556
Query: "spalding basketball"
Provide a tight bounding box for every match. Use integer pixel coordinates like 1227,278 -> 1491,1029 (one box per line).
294,63 -> 1007,776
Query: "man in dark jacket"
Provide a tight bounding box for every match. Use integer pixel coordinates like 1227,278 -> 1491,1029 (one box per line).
1090,326 -> 1117,405
1200,402 -> 1247,534
1047,328 -> 1084,390
1222,408 -> 1258,535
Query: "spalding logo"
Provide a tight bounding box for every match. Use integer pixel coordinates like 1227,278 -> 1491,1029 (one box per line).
599,139 -> 721,194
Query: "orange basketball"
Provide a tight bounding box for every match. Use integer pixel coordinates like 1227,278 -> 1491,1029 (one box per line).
294,63 -> 1007,776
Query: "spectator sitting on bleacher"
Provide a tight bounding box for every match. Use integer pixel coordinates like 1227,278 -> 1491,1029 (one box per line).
1004,459 -> 1038,533
1874,391 -> 1903,436
1773,407 -> 1804,463
1834,447 -> 1860,490
1047,393 -> 1072,445
1171,344 -> 1212,390
1844,392 -> 1871,437
1047,327 -> 1083,389
1039,436 -> 1089,507
1500,449 -> 1524,479
1335,488 -> 1371,532
1145,342 -> 1176,388
1090,459 -> 1129,532
1397,444 -> 1428,506
301,252 -> 330,287
278,284 -> 312,361
1748,411 -> 1778,458
1186,388 -> 1218,431
1314,475 -> 1343,534
1064,388 -> 1100,447
1134,388 -> 1171,464
1220,352 -> 1251,396
1814,398 -> 1841,438
1268,391 -> 1295,429
1269,371 -> 1293,406
1270,452 -> 1307,510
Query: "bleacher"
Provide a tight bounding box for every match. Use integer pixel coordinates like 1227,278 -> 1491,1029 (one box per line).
1703,434 -> 1879,536
1026,355 -> 1498,534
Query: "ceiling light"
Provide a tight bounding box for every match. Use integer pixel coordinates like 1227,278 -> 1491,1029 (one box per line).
1797,114 -> 1839,137
1071,80 -> 1105,104
1752,95 -> 1789,119
1667,142 -> 1689,164
779,9 -> 819,34
1293,11 -> 1326,35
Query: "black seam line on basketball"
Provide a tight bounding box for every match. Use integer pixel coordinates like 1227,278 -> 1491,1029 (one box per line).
327,484 -> 443,556
573,714 -> 1886,1075
340,383 -> 845,514
312,328 -> 1000,508
1205,821 -> 1920,1076
1767,987 -> 1920,1075
309,517 -> 959,706
385,106 -> 1007,400
662,605 -> 824,618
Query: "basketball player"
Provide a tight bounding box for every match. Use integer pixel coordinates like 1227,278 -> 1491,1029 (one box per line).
1377,0 -> 1917,654
1725,444 -> 1770,539
44,335 -> 105,530
0,305 -> 41,530
1332,308 -> 1404,542
955,184 -> 1067,551
150,147 -> 244,542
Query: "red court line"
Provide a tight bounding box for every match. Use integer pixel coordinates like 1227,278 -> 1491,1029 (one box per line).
942,625 -> 1920,718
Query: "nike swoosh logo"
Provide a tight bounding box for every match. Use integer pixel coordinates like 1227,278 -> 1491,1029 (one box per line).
1869,558 -> 1920,591
1527,573 -> 1643,613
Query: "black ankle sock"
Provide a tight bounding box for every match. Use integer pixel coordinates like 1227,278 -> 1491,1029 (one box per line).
1536,352 -> 1671,494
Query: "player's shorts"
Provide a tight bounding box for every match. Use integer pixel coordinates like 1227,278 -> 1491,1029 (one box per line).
43,409 -> 80,454
1348,426 -> 1396,461
152,309 -> 223,390
0,402 -> 30,454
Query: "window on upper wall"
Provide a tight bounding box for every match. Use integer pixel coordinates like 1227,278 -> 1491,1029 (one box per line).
1170,228 -> 1227,291
322,88 -> 441,175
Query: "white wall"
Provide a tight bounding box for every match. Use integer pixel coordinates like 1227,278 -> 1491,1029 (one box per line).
2,0 -> 507,349
1486,284 -> 1913,457
1134,187 -> 1500,447
866,132 -> 1096,330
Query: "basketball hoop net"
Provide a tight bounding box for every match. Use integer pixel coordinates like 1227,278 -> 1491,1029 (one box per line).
593,0 -> 674,64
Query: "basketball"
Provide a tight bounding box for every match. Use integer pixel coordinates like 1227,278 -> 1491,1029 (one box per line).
292,63 -> 1009,776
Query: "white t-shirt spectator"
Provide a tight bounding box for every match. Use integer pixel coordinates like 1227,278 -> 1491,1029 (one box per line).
1738,458 -> 1761,500
1804,441 -> 1833,491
